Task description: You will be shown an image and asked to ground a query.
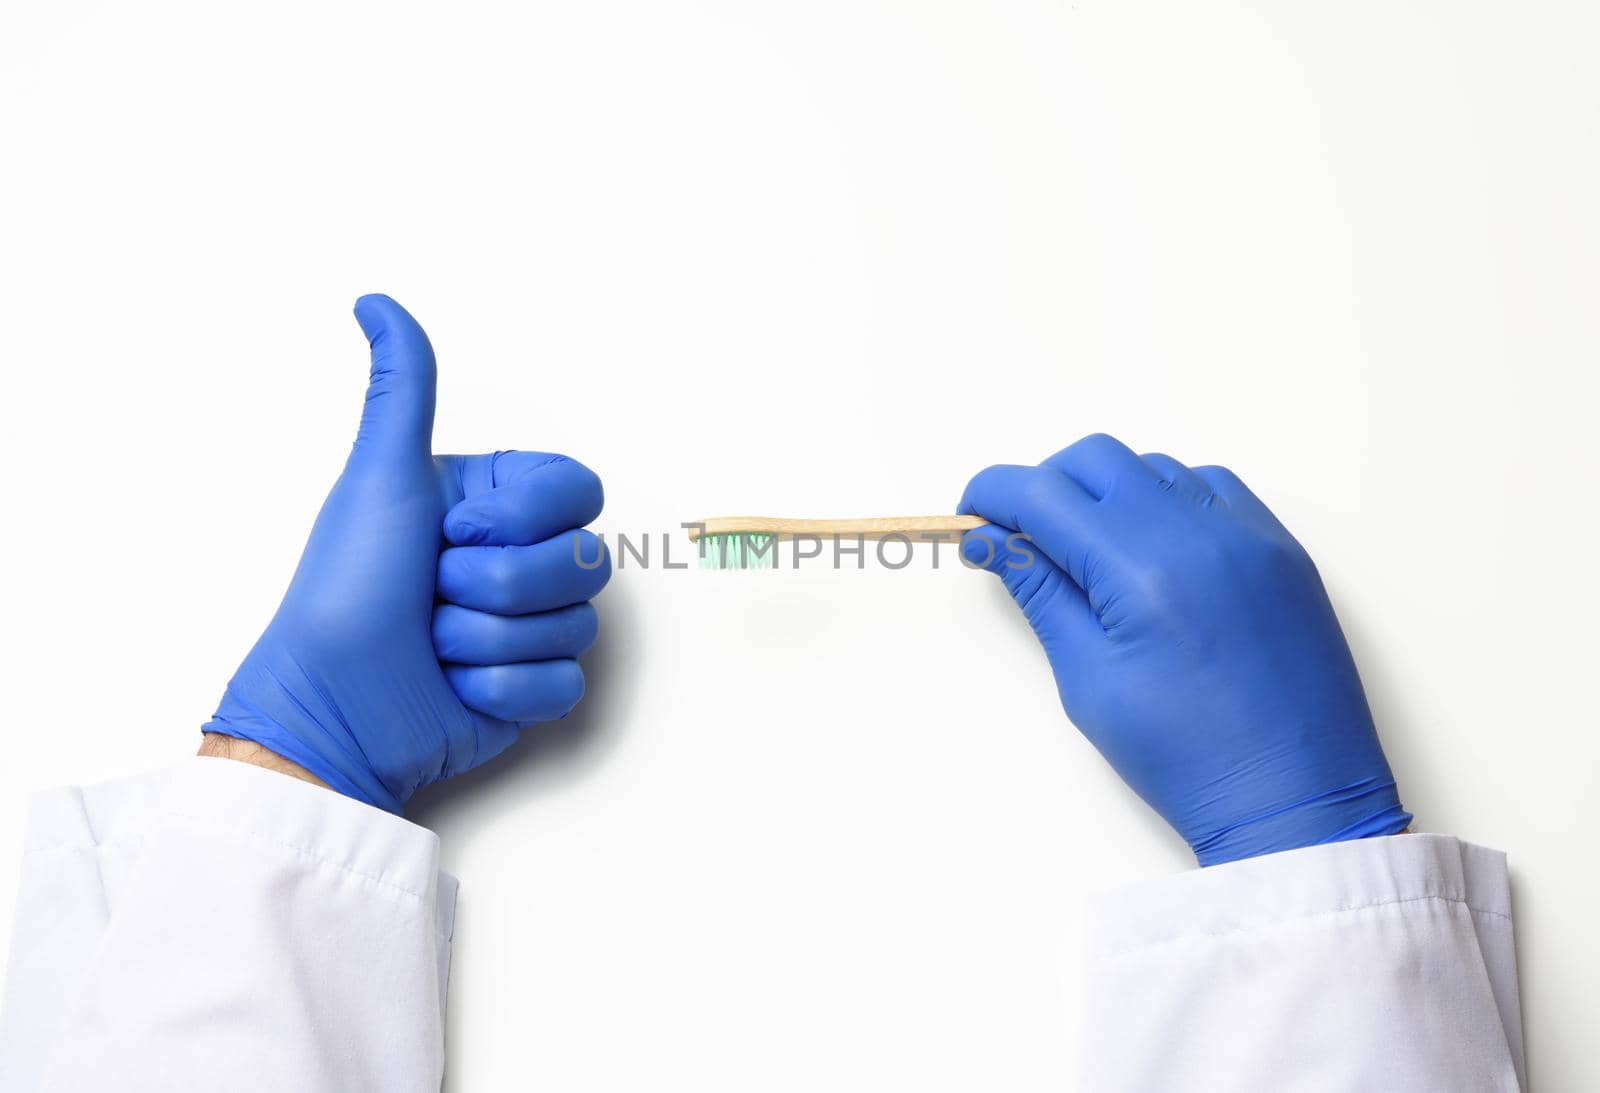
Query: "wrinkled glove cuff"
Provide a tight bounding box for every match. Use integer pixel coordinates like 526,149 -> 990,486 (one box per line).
1191,777 -> 1412,867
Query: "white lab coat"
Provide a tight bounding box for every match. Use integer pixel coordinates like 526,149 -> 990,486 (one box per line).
0,758 -> 1525,1091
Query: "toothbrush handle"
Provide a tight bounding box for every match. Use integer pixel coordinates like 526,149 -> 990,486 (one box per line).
689,515 -> 987,541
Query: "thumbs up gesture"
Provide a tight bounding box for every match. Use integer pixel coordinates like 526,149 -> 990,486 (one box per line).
203,296 -> 610,813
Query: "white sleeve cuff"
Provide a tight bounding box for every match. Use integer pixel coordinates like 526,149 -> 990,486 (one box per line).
1082,834 -> 1524,1092
1,758 -> 457,1093
1088,833 -> 1508,957
165,756 -> 459,943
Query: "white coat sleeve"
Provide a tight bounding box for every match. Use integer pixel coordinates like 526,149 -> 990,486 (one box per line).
0,757 -> 458,1093
1081,833 -> 1524,1092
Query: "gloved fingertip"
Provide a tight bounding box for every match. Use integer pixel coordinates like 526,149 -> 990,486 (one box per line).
961,529 -> 1000,571
352,293 -> 398,343
443,512 -> 488,546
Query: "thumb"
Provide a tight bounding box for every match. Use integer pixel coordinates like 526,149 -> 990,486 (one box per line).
352,293 -> 436,460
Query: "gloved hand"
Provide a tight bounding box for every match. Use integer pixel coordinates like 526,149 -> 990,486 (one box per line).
203,295 -> 610,813
959,434 -> 1410,866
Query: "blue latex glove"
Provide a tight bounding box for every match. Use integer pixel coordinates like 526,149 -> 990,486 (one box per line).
959,434 -> 1410,866
204,295 -> 610,813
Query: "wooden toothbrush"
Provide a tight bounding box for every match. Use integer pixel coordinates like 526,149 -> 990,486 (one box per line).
687,515 -> 987,568
687,515 -> 986,542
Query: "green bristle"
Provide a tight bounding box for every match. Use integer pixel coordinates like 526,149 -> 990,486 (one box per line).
698,533 -> 777,570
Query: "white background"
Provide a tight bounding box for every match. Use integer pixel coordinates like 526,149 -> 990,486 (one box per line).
2,1 -> 1596,1088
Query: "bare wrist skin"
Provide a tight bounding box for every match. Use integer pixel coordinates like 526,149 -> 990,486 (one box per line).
198,732 -> 331,790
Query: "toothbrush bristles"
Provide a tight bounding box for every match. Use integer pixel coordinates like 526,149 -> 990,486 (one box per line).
698,533 -> 777,570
